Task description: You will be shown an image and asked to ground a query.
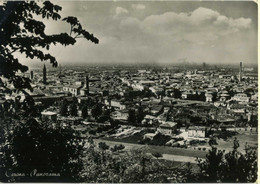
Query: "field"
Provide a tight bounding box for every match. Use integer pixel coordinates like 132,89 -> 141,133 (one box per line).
191,129 -> 258,154
95,138 -> 207,163
215,131 -> 257,153
97,128 -> 258,163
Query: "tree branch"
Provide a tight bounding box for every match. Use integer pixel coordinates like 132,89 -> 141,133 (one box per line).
73,33 -> 80,39
10,48 -> 19,54
70,24 -> 74,36
75,35 -> 84,39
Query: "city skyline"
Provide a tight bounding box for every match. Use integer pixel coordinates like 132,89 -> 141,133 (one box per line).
17,1 -> 257,67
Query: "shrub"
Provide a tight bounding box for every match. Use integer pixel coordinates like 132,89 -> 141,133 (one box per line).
89,130 -> 96,135
152,152 -> 163,159
196,146 -> 257,182
111,144 -> 125,152
149,133 -> 172,146
1,118 -> 86,182
98,142 -> 109,151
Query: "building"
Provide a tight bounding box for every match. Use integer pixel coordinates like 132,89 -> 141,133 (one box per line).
111,109 -> 128,121
205,93 -> 213,102
41,111 -> 57,122
143,115 -> 158,125
157,121 -> 177,135
251,93 -> 258,103
105,99 -> 126,110
63,85 -> 81,96
79,75 -> 90,96
232,93 -> 250,103
188,126 -> 207,138
63,75 -> 92,96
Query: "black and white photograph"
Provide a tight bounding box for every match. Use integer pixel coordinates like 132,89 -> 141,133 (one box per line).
0,0 -> 258,183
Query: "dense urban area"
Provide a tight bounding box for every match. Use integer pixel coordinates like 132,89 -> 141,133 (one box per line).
5,63 -> 259,147
0,62 -> 258,182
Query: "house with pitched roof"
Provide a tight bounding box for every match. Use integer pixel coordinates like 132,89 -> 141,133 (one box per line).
157,121 -> 177,135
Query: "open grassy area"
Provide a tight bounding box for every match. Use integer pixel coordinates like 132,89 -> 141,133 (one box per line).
191,131 -> 258,154
96,138 -> 207,159
146,145 -> 207,158
151,158 -> 200,173
102,131 -> 146,144
216,132 -> 257,152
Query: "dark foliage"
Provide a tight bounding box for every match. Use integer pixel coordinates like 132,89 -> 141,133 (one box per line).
151,152 -> 163,159
136,105 -> 146,124
0,118 -> 86,182
128,109 -> 136,125
0,1 -> 98,90
91,104 -> 103,119
140,133 -> 172,146
173,88 -> 182,99
187,92 -> 206,101
110,144 -> 125,152
81,104 -> 88,119
196,146 -> 257,182
70,98 -> 78,116
0,1 -> 100,182
97,109 -> 111,123
98,142 -> 109,151
214,130 -> 238,140
60,99 -> 68,116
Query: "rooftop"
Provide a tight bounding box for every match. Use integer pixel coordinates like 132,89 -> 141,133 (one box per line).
41,111 -> 57,116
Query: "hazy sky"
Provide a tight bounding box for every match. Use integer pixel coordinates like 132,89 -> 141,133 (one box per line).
19,1 -> 257,66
